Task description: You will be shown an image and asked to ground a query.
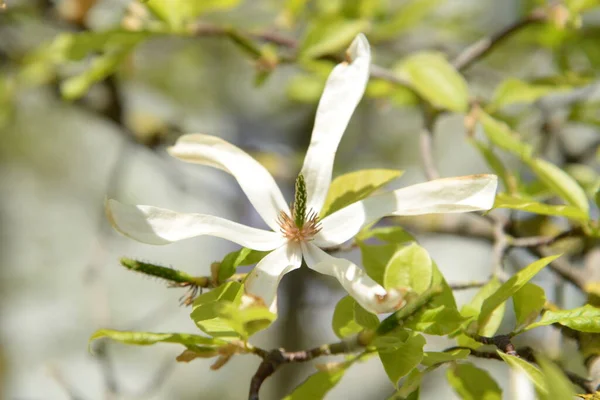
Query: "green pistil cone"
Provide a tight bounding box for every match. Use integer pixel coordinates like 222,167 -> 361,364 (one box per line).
294,173 -> 307,227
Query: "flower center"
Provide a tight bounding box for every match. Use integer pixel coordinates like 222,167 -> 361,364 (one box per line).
277,208 -> 322,243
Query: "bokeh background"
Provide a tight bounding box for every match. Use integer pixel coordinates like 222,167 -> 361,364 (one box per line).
1,0 -> 599,399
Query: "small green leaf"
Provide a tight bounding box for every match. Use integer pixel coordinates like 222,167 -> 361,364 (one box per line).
461,278 -> 505,337
321,169 -> 403,218
332,296 -> 364,338
421,349 -> 470,367
354,301 -> 380,330
89,329 -> 224,351
478,255 -> 561,328
299,18 -> 370,60
190,282 -> 244,339
403,264 -> 464,335
371,0 -> 442,40
478,112 -> 533,159
379,333 -> 426,386
489,78 -> 570,111
218,248 -> 269,282
525,157 -> 590,215
359,242 -> 401,286
498,351 -> 547,394
525,304 -> 600,333
447,362 -> 502,400
396,52 -> 469,112
216,302 -> 276,338
493,193 -> 589,221
513,283 -> 546,329
470,139 -> 516,194
383,243 -> 432,294
283,366 -> 348,399
146,0 -> 242,30
395,368 -> 422,398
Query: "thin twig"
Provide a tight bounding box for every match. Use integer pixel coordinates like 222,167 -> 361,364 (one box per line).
449,280 -> 489,290
452,8 -> 547,71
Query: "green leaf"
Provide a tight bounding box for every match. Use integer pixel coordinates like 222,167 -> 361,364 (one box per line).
190,282 -> 244,339
461,278 -> 505,337
421,349 -> 470,367
216,302 -> 277,338
395,368 -> 422,398
489,78 -> 570,111
356,226 -> 415,245
286,73 -> 326,103
513,283 -> 546,329
299,18 -> 370,60
493,193 -> 589,221
396,52 -> 469,112
359,242 -> 401,286
403,264 -> 465,335
525,304 -> 600,333
383,243 -> 432,294
283,366 -> 348,399
146,0 -> 242,30
524,157 -> 590,215
379,333 -> 426,386
218,248 -> 269,282
321,169 -> 403,218
354,301 -> 380,330
478,112 -> 533,159
478,255 -> 561,328
498,352 -> 547,394
469,139 -> 516,194
537,355 -> 577,400
89,329 -> 224,351
61,46 -> 135,100
332,296 -> 365,338
371,0 -> 442,40
447,362 -> 502,400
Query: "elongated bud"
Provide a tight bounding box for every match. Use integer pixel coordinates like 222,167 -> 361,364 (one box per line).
293,173 -> 307,227
120,258 -> 208,286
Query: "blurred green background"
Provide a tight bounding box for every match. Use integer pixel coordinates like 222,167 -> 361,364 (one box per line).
1,0 -> 599,398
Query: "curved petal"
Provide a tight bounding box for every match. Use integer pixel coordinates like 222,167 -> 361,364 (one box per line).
243,243 -> 302,313
168,134 -> 288,231
302,243 -> 405,314
106,199 -> 285,250
315,174 -> 498,247
300,34 -> 371,213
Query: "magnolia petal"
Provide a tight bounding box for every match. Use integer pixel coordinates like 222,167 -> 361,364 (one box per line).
300,34 -> 371,213
244,243 -> 302,313
302,243 -> 405,314
168,134 -> 288,231
106,199 -> 285,250
315,174 -> 498,247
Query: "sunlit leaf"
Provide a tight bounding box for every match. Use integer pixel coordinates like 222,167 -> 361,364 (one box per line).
498,352 -> 547,394
525,157 -> 590,215
190,282 -> 244,339
299,18 -> 370,60
513,283 -> 546,329
525,304 -> 600,333
537,355 -> 577,400
283,361 -> 350,399
478,255 -> 561,328
421,349 -> 470,367
356,226 -> 415,245
321,169 -> 403,218
447,362 -> 502,400
383,242 -> 432,294
89,329 -> 224,350
145,0 -> 242,30
494,193 -> 589,221
461,278 -> 504,337
217,247 -> 269,282
379,333 -> 426,386
478,112 -> 533,159
489,78 -> 570,111
360,242 -> 401,286
396,52 -> 469,112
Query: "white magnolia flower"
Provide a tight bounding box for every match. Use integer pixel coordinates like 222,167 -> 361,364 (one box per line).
106,34 -> 498,314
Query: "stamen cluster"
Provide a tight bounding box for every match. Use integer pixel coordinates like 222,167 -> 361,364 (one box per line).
278,207 -> 322,243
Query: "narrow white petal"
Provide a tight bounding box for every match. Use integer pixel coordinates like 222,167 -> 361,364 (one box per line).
106,199 -> 285,250
244,243 -> 302,313
315,174 -> 498,247
302,243 -> 405,314
301,34 -> 371,212
168,134 -> 288,231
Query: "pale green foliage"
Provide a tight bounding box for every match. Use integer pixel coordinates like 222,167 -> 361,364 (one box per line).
498,352 -> 547,394
378,332 -> 426,386
525,304 -> 600,332
447,363 -> 502,400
